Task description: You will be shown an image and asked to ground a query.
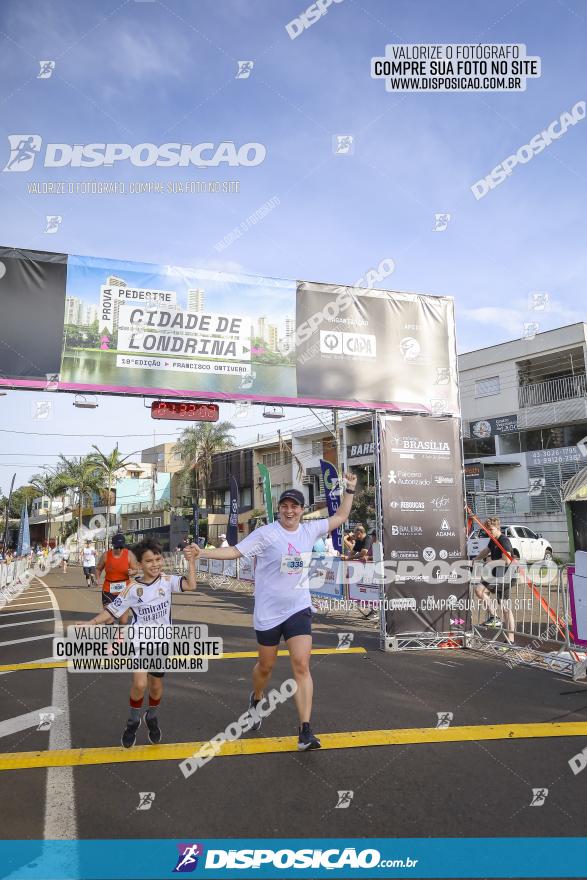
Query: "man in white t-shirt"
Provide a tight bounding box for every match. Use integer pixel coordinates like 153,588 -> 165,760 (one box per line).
199,472 -> 358,751
82,541 -> 97,587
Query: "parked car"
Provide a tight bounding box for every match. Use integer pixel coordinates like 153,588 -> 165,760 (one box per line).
467,524 -> 553,562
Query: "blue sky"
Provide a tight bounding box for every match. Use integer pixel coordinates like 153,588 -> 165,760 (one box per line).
0,0 -> 585,493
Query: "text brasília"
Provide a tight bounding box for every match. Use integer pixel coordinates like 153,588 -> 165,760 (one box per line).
179,678 -> 297,778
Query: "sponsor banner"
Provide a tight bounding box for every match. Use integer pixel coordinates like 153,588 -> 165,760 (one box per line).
196,558 -> 209,573
470,414 -> 518,438
0,247 -> 459,414
223,559 -> 238,579
2,837 -> 586,878
209,559 -> 224,576
238,556 -> 255,581
308,555 -> 344,598
295,281 -> 459,414
380,414 -> 467,635
320,458 -> 342,553
347,542 -> 383,604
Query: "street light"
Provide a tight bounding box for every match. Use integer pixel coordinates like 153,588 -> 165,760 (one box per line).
262,405 -> 285,419
73,394 -> 99,409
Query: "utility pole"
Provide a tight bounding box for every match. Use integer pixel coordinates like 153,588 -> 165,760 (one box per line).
333,410 -> 341,475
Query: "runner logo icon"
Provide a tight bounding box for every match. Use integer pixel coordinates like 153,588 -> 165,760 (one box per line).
4,135 -> 42,172
173,843 -> 204,872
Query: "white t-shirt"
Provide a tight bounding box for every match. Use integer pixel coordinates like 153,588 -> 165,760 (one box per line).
82,548 -> 96,567
236,519 -> 329,630
106,573 -> 185,632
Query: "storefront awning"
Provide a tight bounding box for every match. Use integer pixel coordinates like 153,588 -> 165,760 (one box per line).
562,467 -> 587,502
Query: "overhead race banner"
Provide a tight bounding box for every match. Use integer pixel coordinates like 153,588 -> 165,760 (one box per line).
379,414 -> 468,636
0,247 -> 459,414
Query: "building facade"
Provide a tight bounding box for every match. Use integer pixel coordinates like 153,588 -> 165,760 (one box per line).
459,322 -> 587,559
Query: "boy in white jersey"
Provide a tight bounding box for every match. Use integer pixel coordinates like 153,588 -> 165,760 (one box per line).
198,472 -> 357,751
81,539 -> 199,748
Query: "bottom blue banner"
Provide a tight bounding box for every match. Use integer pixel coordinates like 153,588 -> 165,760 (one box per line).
1,838 -> 585,879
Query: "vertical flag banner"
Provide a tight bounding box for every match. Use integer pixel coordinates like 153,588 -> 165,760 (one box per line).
320,458 -> 342,553
257,463 -> 274,523
16,504 -> 30,557
227,476 -> 240,546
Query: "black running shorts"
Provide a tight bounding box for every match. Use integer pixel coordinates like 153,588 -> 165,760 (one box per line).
255,607 -> 312,647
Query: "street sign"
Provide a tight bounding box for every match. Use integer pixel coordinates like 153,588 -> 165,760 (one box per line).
150,401 -> 219,421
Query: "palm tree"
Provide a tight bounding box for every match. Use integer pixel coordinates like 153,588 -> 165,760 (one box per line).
29,472 -> 64,545
56,455 -> 105,557
176,422 -> 235,505
89,445 -> 140,548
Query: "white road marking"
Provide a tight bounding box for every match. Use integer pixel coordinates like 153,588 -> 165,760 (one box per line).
1,600 -> 52,610
0,608 -> 55,618
0,634 -> 53,648
0,706 -> 64,738
0,617 -> 55,629
39,576 -> 79,853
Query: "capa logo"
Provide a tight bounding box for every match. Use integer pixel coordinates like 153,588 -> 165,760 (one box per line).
4,138 -> 266,170
4,135 -> 42,172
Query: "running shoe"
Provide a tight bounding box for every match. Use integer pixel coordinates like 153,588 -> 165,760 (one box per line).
248,691 -> 263,732
298,722 -> 321,751
146,714 -> 162,745
482,616 -> 502,627
121,717 -> 141,749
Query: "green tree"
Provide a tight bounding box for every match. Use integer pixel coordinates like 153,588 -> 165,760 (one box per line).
351,485 -> 376,528
9,485 -> 37,518
176,422 -> 235,503
56,455 -> 105,555
29,472 -> 65,544
89,444 -> 140,548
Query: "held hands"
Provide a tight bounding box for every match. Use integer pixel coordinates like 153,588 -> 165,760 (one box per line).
183,543 -> 200,562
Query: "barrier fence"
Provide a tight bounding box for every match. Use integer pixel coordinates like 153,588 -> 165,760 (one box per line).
466,561 -> 587,679
0,556 -> 31,591
172,552 -> 381,607
169,552 -> 587,679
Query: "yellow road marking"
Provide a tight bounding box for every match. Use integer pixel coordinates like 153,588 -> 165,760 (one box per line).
0,646 -> 366,673
1,721 -> 586,772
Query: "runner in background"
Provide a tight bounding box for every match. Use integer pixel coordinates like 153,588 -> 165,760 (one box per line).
96,533 -> 138,623
82,540 -> 97,587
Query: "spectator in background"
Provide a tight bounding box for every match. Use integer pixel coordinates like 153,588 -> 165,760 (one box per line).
218,533 -> 229,548
473,516 -> 516,645
348,525 -> 372,561
343,532 -> 355,555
